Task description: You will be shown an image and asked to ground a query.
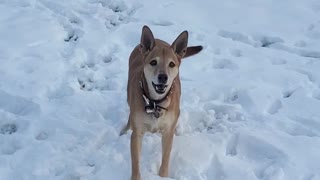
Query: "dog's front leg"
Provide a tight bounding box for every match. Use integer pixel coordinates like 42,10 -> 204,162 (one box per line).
131,130 -> 143,180
159,130 -> 174,177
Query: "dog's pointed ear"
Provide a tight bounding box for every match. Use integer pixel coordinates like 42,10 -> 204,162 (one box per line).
171,31 -> 188,59
183,46 -> 203,59
140,25 -> 155,56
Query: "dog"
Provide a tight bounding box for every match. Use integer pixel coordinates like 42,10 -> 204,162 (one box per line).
120,25 -> 202,180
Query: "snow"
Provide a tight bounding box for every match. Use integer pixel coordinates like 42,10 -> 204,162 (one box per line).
1,0 -> 320,179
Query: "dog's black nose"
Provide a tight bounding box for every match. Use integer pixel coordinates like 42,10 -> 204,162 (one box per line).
158,74 -> 168,84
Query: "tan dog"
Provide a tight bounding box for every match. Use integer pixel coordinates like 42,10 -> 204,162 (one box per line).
120,25 -> 202,180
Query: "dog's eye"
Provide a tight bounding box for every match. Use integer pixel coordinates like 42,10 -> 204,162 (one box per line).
150,60 -> 157,66
169,62 -> 175,68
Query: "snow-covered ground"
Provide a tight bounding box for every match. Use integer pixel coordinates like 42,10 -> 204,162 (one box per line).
1,0 -> 320,179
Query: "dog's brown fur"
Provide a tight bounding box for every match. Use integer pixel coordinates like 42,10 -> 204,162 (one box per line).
121,26 -> 202,180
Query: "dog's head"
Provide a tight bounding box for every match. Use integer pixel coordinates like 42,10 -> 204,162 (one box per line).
139,25 -> 202,100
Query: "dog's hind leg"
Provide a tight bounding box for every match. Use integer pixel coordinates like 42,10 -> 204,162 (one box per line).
119,118 -> 131,136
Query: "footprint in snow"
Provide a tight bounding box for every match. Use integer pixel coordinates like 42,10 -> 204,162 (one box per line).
35,131 -> 49,140
257,34 -> 320,59
0,123 -> 17,135
103,1 -> 140,29
253,35 -> 284,47
177,100 -> 246,135
213,59 -> 239,70
64,29 -> 83,42
270,58 -> 287,65
203,103 -> 245,122
102,55 -> 113,64
197,102 -> 245,133
39,0 -> 84,43
77,47 -> 123,91
218,30 -> 283,48
282,89 -> 295,98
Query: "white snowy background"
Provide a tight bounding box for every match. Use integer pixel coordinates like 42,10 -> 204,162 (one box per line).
1,0 -> 320,179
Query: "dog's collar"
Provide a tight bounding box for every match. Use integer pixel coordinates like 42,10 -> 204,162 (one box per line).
139,75 -> 174,118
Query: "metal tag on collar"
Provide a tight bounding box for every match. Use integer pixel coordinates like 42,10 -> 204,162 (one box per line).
142,92 -> 165,118
145,107 -> 160,118
153,112 -> 160,118
145,103 -> 160,118
145,105 -> 155,114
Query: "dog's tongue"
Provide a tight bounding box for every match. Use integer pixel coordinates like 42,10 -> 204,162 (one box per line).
157,84 -> 169,91
157,84 -> 166,89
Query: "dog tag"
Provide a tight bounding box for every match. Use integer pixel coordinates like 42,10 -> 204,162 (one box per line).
145,106 -> 154,114
154,112 -> 160,118
145,105 -> 160,118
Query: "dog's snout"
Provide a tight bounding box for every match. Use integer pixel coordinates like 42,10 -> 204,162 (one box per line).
158,74 -> 168,84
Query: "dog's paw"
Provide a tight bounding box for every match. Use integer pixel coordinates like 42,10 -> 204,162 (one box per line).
159,166 -> 169,177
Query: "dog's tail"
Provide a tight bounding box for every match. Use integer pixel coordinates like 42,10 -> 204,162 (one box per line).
119,119 -> 131,136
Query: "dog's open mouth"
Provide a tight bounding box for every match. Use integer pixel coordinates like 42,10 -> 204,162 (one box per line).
152,82 -> 168,94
